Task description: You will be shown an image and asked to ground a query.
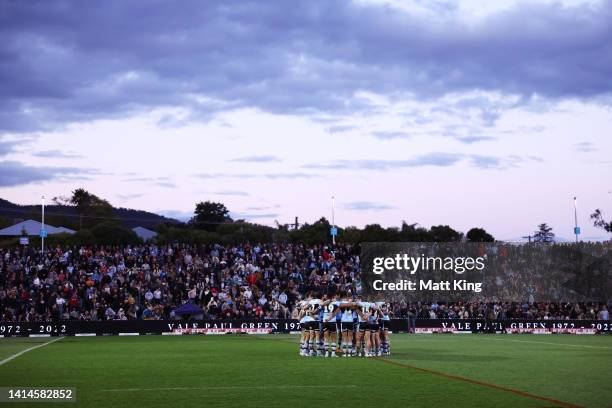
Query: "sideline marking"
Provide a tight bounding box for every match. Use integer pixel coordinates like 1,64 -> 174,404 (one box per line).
100,384 -> 357,392
374,357 -> 584,408
0,337 -> 63,367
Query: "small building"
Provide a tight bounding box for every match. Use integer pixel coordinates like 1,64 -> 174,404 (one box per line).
0,219 -> 75,236
132,226 -> 158,241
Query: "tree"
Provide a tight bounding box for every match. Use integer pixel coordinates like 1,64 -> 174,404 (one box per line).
590,209 -> 612,235
70,188 -> 92,229
289,217 -> 332,244
89,222 -> 141,245
191,201 -> 231,231
52,195 -> 71,206
362,224 -> 398,242
400,221 -> 431,241
429,225 -> 463,242
68,188 -> 114,229
466,227 -> 495,242
533,223 -> 555,243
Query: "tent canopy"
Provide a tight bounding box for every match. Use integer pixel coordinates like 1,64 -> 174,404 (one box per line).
174,302 -> 203,315
132,226 -> 158,241
0,220 -> 75,236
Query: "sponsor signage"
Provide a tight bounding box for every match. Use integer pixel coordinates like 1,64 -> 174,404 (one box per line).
0,319 -> 610,337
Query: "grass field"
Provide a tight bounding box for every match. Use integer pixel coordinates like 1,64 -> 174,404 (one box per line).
0,334 -> 610,408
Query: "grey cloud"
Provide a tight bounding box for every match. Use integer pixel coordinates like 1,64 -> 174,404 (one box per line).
0,160 -> 96,186
116,193 -> 146,200
0,136 -> 37,156
1,1 -> 611,132
32,149 -> 82,158
0,138 -> 20,156
468,155 -> 502,169
154,181 -> 176,188
437,95 -> 525,128
371,131 -> 411,140
123,176 -> 171,182
327,125 -> 355,133
304,153 -> 461,170
457,136 -> 496,144
195,172 -> 320,179
122,175 -> 175,188
305,152 -> 537,171
213,190 -> 250,196
343,201 -> 394,211
230,155 -> 282,163
468,154 -> 527,169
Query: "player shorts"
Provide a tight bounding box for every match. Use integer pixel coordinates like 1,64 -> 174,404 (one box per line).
369,322 -> 380,331
324,322 -> 339,332
299,318 -> 312,329
380,320 -> 390,330
358,322 -> 371,332
303,321 -> 317,330
340,322 -> 354,332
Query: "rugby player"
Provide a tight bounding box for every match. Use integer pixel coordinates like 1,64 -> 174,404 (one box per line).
338,294 -> 356,357
322,293 -> 341,357
369,303 -> 382,356
307,295 -> 323,356
298,296 -> 313,356
378,301 -> 392,355
355,297 -> 373,357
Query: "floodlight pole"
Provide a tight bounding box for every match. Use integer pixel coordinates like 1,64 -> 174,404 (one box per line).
331,195 -> 336,245
41,195 -> 45,254
573,196 -> 579,243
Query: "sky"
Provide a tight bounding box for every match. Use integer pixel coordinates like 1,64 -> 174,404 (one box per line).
0,0 -> 611,241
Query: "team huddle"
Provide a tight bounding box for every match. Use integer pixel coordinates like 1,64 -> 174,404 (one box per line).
298,291 -> 391,357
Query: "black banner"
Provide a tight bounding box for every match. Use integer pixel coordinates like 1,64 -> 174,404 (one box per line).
0,319 -> 610,337
361,242 -> 612,302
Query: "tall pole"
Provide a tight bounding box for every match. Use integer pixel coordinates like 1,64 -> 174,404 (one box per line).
41,195 -> 45,254
573,196 -> 579,243
331,195 -> 336,245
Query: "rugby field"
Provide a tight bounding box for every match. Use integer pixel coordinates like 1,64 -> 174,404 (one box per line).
0,334 -> 610,408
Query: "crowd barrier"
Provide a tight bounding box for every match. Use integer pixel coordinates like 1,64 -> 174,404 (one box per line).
0,319 -> 610,337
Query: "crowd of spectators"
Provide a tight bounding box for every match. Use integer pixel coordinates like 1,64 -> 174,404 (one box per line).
0,243 -> 609,322
0,243 -> 359,322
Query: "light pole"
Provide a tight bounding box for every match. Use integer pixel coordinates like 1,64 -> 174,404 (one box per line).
41,195 -> 45,253
573,196 -> 580,243
331,195 -> 336,245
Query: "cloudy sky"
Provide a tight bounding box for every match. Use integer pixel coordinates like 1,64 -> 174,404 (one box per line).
1,0 -> 611,240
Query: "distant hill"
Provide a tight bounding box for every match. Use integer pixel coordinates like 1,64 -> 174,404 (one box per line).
0,198 -> 181,230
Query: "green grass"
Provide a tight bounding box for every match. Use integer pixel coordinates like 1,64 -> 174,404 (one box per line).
0,334 -> 610,408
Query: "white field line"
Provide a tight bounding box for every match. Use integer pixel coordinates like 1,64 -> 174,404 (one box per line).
100,384 -> 358,393
472,336 -> 611,350
0,337 -> 63,367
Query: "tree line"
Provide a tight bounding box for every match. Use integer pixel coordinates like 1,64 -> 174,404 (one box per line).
3,188 -> 611,247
